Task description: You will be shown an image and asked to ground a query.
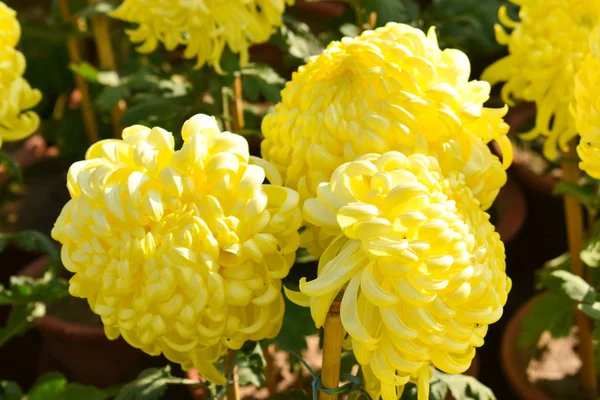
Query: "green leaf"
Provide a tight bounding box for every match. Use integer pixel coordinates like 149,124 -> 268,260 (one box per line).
114,366 -> 195,400
57,384 -> 108,400
120,97 -> 180,127
28,372 -> 67,400
545,270 -> 596,304
0,152 -> 22,183
579,302 -> 600,320
518,293 -> 574,348
69,62 -> 99,83
0,303 -> 45,348
553,181 -> 600,217
97,71 -> 120,87
582,218 -> 600,267
237,342 -> 266,388
242,63 -> 285,103
0,380 -> 24,400
0,273 -> 68,305
399,382 -> 418,399
276,18 -> 324,63
96,86 -> 130,111
435,371 -> 495,400
365,0 -> 419,26
593,320 -> 600,341
272,292 -> 317,353
78,2 -> 115,17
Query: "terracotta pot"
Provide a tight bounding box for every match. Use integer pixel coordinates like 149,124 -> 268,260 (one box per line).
20,256 -> 146,388
501,295 -> 552,400
294,1 -> 347,21
494,178 -> 527,245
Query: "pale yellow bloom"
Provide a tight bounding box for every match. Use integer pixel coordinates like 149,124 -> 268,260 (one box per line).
262,23 -> 510,256
0,1 -> 41,148
287,152 -> 510,400
482,0 -> 600,161
111,0 -> 294,73
574,26 -> 600,178
52,114 -> 302,384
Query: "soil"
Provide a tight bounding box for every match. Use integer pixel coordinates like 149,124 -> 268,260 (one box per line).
527,329 -> 586,400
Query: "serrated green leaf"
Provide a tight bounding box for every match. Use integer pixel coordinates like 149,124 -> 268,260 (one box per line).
399,382 -> 418,399
436,371 -> 495,400
78,2 -> 115,17
579,302 -> 600,320
518,293 -> 574,348
28,372 -> 67,400
546,270 -> 596,304
276,18 -> 324,63
553,181 -> 600,217
0,152 -> 22,183
0,380 -> 24,400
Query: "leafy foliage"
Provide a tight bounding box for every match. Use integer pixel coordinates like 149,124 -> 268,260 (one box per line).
400,369 -> 495,400
518,292 -> 574,348
272,291 -> 318,353
365,0 -> 419,26
114,366 -> 197,400
1,372 -> 109,400
0,152 -> 22,183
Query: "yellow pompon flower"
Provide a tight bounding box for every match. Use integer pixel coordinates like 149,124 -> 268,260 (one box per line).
482,1 -> 600,161
0,2 -> 20,48
262,23 -> 510,254
111,0 -> 294,74
0,1 -> 41,149
286,152 -> 511,400
574,26 -> 600,178
51,114 -> 302,384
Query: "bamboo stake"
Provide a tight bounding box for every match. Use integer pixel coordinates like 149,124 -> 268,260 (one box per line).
87,0 -> 123,137
224,349 -> 240,400
263,344 -> 278,396
561,142 -> 597,399
229,72 -> 245,132
58,0 -> 100,144
320,298 -> 344,400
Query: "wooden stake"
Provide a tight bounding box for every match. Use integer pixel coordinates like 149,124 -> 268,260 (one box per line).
87,0 -> 123,137
58,0 -> 100,144
224,349 -> 240,400
320,299 -> 344,400
561,142 -> 597,399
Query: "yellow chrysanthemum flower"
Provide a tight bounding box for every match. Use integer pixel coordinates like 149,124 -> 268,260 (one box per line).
51,114 -> 302,384
261,23 -> 510,255
0,1 -> 41,148
574,26 -> 600,178
482,0 -> 600,161
111,0 -> 294,73
0,2 -> 20,48
286,152 -> 510,400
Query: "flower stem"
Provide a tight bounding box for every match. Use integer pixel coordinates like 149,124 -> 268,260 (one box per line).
561,142 -> 597,399
320,297 -> 344,400
58,0 -> 99,144
224,349 -> 240,400
87,0 -> 123,138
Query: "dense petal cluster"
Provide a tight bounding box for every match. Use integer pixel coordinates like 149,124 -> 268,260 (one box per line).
52,114 -> 302,384
0,2 -> 41,148
482,0 -> 600,161
262,23 -> 511,248
287,152 -> 510,400
574,26 -> 600,178
111,0 -> 294,73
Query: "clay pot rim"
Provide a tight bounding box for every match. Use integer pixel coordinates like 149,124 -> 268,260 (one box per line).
18,254 -> 109,341
494,177 -> 527,245
501,294 -> 551,400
